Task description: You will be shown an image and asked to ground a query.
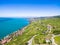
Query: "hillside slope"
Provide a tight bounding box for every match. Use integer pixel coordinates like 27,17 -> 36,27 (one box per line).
4,17 -> 60,45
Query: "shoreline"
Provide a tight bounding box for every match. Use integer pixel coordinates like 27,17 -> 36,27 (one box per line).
5,26 -> 27,38
1,25 -> 28,40
0,24 -> 29,45
0,18 -> 36,44
0,18 -> 31,40
0,18 -> 30,40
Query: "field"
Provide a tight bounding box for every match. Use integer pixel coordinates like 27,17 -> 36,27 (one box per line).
54,36 -> 60,45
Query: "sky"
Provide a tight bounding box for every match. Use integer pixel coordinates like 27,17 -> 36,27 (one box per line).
0,0 -> 60,17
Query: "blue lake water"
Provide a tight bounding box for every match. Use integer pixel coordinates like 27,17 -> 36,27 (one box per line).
0,18 -> 29,39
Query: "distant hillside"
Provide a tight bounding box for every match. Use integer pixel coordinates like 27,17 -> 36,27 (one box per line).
52,15 -> 60,18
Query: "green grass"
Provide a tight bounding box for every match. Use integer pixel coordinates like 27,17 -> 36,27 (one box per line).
34,34 -> 46,44
32,39 -> 35,45
54,36 -> 60,45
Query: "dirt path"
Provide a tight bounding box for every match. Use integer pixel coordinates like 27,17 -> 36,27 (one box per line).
51,34 -> 58,45
27,35 -> 37,45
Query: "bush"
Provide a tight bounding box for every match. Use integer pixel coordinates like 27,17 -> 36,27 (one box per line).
53,30 -> 60,35
43,39 -> 46,44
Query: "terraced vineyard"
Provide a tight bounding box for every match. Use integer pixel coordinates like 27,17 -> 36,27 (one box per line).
5,17 -> 60,45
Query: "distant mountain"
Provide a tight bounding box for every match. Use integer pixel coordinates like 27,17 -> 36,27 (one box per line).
52,15 -> 60,18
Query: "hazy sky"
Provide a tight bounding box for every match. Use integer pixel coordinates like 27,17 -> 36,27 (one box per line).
0,0 -> 60,17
